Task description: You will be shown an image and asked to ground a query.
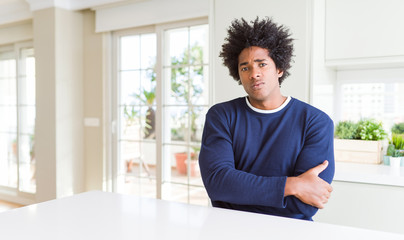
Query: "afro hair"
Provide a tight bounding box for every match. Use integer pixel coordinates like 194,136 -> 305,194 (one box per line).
219,17 -> 294,85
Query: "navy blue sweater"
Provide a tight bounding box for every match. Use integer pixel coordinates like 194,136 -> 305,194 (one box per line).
199,97 -> 335,220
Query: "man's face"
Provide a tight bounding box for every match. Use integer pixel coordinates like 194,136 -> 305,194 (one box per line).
238,46 -> 283,109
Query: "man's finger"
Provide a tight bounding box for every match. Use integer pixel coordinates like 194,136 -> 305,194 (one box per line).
327,184 -> 333,193
311,160 -> 329,176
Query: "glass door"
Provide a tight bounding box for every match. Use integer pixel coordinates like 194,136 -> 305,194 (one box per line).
115,32 -> 158,198
161,24 -> 210,205
112,20 -> 210,206
0,44 -> 36,195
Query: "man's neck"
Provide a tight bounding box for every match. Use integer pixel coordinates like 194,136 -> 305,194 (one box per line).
247,95 -> 287,110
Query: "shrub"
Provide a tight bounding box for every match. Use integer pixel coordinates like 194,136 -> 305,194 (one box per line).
335,119 -> 387,141
391,123 -> 404,135
357,119 -> 387,141
334,121 -> 358,139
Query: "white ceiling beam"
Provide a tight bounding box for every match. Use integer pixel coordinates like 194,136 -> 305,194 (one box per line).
0,0 -> 32,26
24,0 -> 130,11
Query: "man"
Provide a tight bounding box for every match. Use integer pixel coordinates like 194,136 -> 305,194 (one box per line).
199,17 -> 334,220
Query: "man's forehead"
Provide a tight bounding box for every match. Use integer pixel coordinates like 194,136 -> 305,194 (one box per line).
238,47 -> 271,63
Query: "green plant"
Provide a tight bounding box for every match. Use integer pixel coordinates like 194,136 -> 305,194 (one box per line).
334,121 -> 358,139
170,44 -> 204,142
123,105 -> 139,126
132,87 -> 156,139
392,150 -> 404,157
391,134 -> 404,150
391,123 -> 404,135
390,147 -> 404,157
386,134 -> 404,157
191,145 -> 201,160
335,119 -> 387,141
356,119 -> 387,141
124,66 -> 156,139
386,144 -> 396,156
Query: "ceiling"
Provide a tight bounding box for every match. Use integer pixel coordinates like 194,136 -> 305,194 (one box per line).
0,0 -> 132,25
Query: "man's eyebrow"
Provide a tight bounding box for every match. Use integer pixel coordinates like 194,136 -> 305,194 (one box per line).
254,59 -> 267,63
239,59 -> 268,67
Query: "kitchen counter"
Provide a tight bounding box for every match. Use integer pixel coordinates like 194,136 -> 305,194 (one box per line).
334,161 -> 404,186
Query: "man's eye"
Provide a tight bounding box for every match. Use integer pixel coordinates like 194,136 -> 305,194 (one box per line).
259,63 -> 267,67
241,67 -> 248,72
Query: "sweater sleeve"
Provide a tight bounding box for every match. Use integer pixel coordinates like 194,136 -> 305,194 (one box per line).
287,114 -> 335,219
199,107 -> 287,208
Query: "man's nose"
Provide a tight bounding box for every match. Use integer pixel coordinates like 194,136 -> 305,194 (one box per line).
249,66 -> 261,80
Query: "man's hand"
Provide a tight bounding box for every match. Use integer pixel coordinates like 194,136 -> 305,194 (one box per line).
284,160 -> 333,209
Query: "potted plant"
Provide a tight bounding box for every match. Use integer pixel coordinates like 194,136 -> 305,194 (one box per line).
383,123 -> 404,165
334,119 -> 387,164
171,44 -> 204,173
131,87 -> 156,139
188,146 -> 200,177
174,146 -> 200,176
170,44 -> 204,142
124,68 -> 156,139
387,134 -> 404,167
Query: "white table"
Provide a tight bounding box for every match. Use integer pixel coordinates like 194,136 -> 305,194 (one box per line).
0,191 -> 403,240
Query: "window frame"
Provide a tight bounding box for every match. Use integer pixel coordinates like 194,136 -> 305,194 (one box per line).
158,19 -> 210,204
110,17 -> 210,203
111,25 -> 157,193
0,41 -> 36,201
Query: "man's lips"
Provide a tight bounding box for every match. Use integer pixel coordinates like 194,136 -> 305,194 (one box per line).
252,81 -> 264,89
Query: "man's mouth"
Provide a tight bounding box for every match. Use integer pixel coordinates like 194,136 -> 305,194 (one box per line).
252,82 -> 264,89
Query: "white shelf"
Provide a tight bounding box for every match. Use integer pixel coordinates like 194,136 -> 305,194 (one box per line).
334,162 -> 404,187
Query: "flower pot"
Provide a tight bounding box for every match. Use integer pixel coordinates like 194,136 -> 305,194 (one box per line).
383,155 -> 390,165
174,152 -> 197,176
186,160 -> 200,177
390,157 -> 402,168
175,152 -> 188,175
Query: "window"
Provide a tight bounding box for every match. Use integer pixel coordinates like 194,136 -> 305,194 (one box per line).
112,19 -> 210,206
161,24 -> 209,205
0,43 -> 36,194
335,68 -> 404,133
115,31 -> 157,198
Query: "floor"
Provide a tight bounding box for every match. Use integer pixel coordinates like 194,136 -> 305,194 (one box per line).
0,200 -> 23,213
122,162 -> 210,206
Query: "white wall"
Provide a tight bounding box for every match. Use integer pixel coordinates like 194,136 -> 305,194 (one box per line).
83,10 -> 104,192
34,8 -> 84,202
311,0 -> 336,118
212,0 -> 313,104
55,8 -> 84,198
33,8 -> 58,202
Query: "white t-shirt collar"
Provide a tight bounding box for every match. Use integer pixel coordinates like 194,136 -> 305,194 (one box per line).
245,96 -> 292,114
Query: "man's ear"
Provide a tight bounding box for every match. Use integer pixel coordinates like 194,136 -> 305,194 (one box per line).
277,69 -> 284,77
